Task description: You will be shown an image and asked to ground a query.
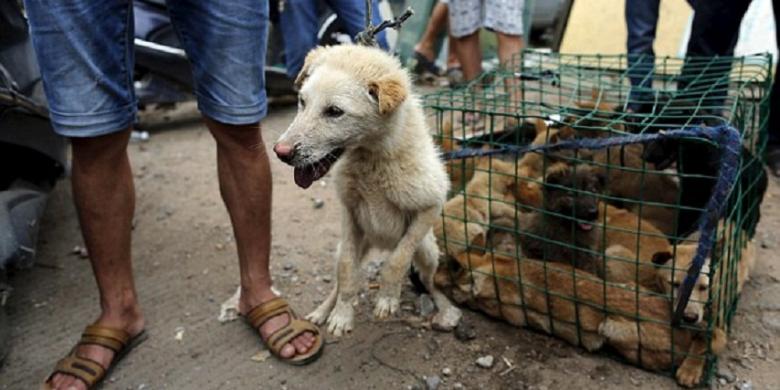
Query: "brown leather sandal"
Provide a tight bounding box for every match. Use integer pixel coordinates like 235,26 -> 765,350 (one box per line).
42,324 -> 147,390
246,297 -> 324,366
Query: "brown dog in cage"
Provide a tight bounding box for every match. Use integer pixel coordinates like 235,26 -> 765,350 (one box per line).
532,116 -> 682,237
434,251 -> 727,387
600,204 -> 672,289
651,227 -> 755,387
518,164 -> 607,277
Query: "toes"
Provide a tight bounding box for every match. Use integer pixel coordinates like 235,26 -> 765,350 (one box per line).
280,343 -> 296,359
293,338 -> 308,354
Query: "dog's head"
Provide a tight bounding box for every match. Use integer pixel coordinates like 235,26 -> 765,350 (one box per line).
542,165 -> 605,232
274,45 -> 411,188
651,243 -> 714,325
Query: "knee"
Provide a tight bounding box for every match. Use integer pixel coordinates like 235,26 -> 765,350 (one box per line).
70,129 -> 131,165
206,117 -> 264,152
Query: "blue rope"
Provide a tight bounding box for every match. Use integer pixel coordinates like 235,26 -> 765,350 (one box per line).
443,125 -> 742,325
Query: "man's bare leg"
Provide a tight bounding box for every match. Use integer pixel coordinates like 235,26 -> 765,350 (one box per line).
496,32 -> 525,106
454,31 -> 482,82
204,118 -> 315,359
414,3 -> 450,61
49,129 -> 145,390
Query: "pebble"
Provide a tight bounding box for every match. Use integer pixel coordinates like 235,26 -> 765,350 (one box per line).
452,383 -> 465,390
455,321 -> 477,341
735,380 -> 752,390
442,367 -> 452,376
251,350 -> 271,362
425,375 -> 441,390
322,275 -> 332,283
716,367 -> 736,383
418,294 -> 435,317
174,326 -> 185,341
476,355 -> 494,368
283,263 -> 295,271
312,198 -> 325,209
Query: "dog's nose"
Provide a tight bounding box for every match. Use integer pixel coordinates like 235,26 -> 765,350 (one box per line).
273,143 -> 296,164
682,312 -> 699,324
584,206 -> 599,220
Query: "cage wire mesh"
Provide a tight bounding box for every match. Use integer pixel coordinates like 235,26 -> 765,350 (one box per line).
427,50 -> 771,386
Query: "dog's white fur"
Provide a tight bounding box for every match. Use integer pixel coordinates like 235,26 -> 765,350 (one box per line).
276,45 -> 461,336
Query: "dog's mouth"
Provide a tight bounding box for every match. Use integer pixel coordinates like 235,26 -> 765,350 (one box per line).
293,148 -> 344,189
577,222 -> 594,232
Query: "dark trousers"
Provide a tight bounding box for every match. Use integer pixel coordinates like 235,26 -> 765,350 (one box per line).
677,0 -> 769,238
679,0 -> 752,113
625,0 -> 660,110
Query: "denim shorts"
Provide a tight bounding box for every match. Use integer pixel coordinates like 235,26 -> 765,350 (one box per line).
23,0 -> 269,137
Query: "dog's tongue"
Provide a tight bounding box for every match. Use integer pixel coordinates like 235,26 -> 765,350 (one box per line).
294,166 -> 316,189
579,223 -> 593,231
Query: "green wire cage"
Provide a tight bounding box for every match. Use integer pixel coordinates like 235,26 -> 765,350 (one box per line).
426,50 -> 772,386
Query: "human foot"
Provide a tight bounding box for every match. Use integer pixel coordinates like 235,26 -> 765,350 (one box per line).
46,311 -> 145,390
240,291 -> 319,360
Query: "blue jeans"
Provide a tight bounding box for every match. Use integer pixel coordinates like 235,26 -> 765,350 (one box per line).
24,0 -> 269,137
625,0 -> 660,111
279,0 -> 388,79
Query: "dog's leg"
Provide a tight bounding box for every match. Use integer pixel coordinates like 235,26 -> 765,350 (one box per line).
675,327 -> 726,388
414,231 -> 462,330
306,262 -> 339,325
374,207 -> 440,319
325,213 -> 366,336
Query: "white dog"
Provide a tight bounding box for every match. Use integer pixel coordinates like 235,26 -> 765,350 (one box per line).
273,45 -> 462,336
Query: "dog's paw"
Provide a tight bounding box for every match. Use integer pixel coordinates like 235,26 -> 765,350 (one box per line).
598,318 -> 638,346
675,360 -> 704,388
373,296 -> 400,319
306,303 -> 332,326
326,301 -> 354,337
431,306 -> 462,331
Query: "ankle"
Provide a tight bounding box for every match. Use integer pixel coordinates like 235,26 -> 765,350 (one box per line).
96,304 -> 145,334
238,285 -> 277,314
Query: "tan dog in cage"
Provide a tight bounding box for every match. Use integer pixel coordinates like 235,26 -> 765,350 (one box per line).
274,45 -> 461,335
435,251 -> 727,387
650,227 -> 755,387
435,157 -> 521,258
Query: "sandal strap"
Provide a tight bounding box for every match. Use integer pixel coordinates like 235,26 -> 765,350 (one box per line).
246,297 -> 291,329
266,318 -> 320,352
50,355 -> 106,387
79,325 -> 130,353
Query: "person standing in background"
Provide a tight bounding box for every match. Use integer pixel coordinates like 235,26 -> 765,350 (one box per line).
279,0 -> 389,79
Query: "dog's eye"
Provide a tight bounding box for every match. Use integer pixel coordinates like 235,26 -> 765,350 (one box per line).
698,285 -> 707,292
324,106 -> 344,118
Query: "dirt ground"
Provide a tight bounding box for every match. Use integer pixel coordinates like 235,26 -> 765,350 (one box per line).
1,101 -> 779,389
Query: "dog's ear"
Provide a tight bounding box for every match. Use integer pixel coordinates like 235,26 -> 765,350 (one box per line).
368,74 -> 408,115
533,118 -> 548,136
294,47 -> 326,89
544,165 -> 569,187
652,251 -> 674,266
